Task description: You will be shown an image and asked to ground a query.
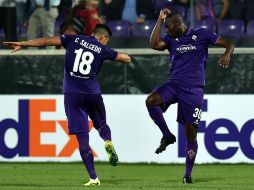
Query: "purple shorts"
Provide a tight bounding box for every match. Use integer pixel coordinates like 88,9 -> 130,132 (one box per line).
64,93 -> 107,134
153,80 -> 204,126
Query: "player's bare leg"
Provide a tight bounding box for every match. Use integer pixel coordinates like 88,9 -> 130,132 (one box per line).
183,123 -> 198,184
146,92 -> 176,154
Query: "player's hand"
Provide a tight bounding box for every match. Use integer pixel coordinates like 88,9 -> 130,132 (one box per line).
218,53 -> 231,68
3,42 -> 22,53
159,8 -> 171,20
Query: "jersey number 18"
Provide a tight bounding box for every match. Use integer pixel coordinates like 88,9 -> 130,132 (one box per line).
73,48 -> 94,75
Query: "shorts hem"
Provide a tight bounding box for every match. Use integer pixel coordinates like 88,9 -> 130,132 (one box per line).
68,130 -> 89,135
177,119 -> 199,128
153,90 -> 168,113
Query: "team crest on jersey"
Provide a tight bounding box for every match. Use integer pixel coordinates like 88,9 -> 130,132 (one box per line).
176,44 -> 196,53
192,35 -> 197,40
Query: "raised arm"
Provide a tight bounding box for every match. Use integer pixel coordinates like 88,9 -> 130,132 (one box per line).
115,52 -> 132,64
215,37 -> 234,68
150,8 -> 169,51
3,36 -> 62,53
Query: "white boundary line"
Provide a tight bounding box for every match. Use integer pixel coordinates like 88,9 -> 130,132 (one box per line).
0,48 -> 253,55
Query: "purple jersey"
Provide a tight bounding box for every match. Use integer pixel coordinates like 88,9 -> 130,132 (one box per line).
60,35 -> 117,94
161,28 -> 220,87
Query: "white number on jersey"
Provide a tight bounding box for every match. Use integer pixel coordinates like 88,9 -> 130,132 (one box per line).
193,108 -> 202,119
73,48 -> 94,75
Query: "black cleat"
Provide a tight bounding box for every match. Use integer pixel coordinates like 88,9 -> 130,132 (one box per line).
155,134 -> 176,154
183,176 -> 192,184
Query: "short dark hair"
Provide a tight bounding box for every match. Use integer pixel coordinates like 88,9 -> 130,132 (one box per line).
164,11 -> 182,28
93,24 -> 112,37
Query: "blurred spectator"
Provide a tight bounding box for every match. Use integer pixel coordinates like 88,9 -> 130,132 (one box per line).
172,0 -> 189,10
122,0 -> 155,23
74,0 -> 102,35
228,0 -> 254,22
57,0 -> 75,19
195,0 -> 229,21
100,0 -> 155,23
59,15 -> 85,34
24,0 -> 36,30
155,0 -> 189,11
174,0 -> 189,5
16,0 -> 27,28
27,0 -> 60,49
0,0 -> 17,41
100,0 -> 124,21
59,0 -> 85,36
57,0 -> 85,36
56,15 -> 84,49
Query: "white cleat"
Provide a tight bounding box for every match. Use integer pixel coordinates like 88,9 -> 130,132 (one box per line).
84,177 -> 101,186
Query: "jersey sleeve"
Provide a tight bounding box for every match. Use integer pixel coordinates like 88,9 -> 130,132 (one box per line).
103,46 -> 118,60
60,34 -> 73,49
204,29 -> 220,44
161,34 -> 170,48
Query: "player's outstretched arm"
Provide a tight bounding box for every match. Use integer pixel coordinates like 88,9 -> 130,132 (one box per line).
115,52 -> 131,64
215,37 -> 234,68
3,36 -> 62,53
150,8 -> 169,51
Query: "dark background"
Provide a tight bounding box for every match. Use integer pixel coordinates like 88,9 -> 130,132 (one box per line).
0,53 -> 253,94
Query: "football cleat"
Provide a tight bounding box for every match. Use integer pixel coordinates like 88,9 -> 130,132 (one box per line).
105,140 -> 118,166
183,175 -> 192,184
155,134 -> 176,154
84,177 -> 101,186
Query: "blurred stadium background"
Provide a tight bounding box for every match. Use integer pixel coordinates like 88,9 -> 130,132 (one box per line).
0,0 -> 254,189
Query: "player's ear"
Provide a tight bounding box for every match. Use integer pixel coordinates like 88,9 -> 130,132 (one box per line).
99,35 -> 104,41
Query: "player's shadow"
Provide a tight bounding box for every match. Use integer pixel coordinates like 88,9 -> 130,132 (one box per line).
103,178 -> 140,185
0,183 -> 74,188
194,177 -> 222,183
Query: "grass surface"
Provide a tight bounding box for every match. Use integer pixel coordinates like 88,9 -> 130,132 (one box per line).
0,162 -> 253,190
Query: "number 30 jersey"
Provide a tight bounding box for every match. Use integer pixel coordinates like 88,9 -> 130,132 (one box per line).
60,35 -> 117,94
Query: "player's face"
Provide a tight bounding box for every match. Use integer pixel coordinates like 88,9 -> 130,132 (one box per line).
101,34 -> 110,45
164,15 -> 184,38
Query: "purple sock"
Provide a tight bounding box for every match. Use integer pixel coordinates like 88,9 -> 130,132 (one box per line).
97,125 -> 111,141
185,140 -> 198,177
147,105 -> 172,138
76,132 -> 97,179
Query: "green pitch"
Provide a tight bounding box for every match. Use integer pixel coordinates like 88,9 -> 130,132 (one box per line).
0,162 -> 253,190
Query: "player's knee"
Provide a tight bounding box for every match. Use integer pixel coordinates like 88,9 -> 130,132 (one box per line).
146,94 -> 157,107
145,97 -> 152,107
146,92 -> 163,107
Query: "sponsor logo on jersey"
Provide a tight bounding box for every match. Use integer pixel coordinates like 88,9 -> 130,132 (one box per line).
176,44 -> 196,53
